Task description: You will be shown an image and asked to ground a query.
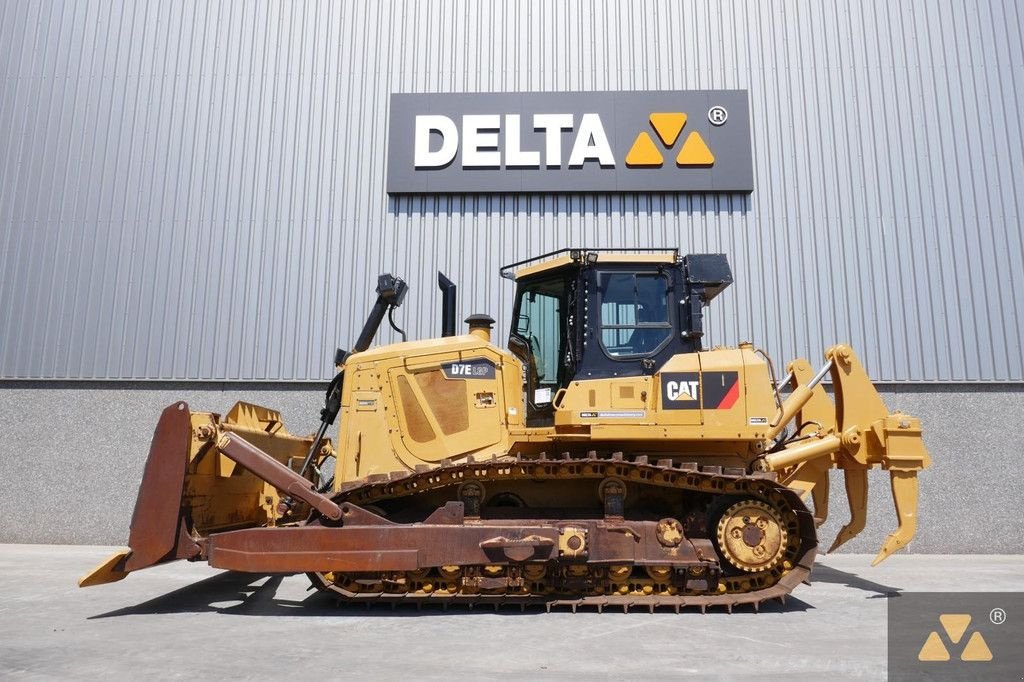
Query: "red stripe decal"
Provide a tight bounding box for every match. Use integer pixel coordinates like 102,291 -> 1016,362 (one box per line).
716,380 -> 740,409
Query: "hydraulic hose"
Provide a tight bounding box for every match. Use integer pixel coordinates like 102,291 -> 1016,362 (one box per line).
298,371 -> 344,479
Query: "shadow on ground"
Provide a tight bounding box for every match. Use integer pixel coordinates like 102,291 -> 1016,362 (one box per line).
810,563 -> 901,599
90,573 -> 334,619
85,565 -> 910,618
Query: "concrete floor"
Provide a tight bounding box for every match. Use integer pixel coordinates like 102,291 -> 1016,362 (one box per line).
2,545 -> 1022,681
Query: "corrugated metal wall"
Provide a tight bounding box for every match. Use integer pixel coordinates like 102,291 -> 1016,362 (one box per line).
1,0 -> 1021,382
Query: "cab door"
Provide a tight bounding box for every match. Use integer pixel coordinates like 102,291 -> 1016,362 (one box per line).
508,274 -> 572,427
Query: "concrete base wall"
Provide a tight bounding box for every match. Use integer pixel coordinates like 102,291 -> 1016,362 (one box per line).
1,382 -> 1019,553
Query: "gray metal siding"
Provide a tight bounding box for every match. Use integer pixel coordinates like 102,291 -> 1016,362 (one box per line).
1,0 -> 1021,382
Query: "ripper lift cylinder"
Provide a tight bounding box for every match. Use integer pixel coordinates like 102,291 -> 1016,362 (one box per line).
765,359 -> 833,441
762,434 -> 841,471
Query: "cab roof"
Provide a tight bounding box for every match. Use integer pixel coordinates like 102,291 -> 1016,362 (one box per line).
500,248 -> 679,281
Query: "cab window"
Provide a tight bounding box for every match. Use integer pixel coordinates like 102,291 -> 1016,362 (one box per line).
599,272 -> 671,357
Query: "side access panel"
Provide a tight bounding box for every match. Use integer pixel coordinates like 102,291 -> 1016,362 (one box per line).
655,348 -> 774,441
385,350 -> 509,464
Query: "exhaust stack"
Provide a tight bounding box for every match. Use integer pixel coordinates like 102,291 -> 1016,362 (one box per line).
438,272 -> 457,337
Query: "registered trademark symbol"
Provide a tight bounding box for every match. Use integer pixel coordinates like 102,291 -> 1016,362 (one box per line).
990,607 -> 1006,625
708,106 -> 728,126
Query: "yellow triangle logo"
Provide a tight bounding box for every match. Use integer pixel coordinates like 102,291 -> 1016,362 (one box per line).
960,632 -> 993,662
625,132 -> 664,167
917,631 -> 950,661
649,113 -> 687,147
676,131 -> 715,167
939,614 -> 971,644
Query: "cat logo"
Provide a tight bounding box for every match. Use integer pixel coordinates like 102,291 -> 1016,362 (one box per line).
625,113 -> 715,168
918,614 -> 993,662
661,371 -> 739,411
666,379 -> 700,402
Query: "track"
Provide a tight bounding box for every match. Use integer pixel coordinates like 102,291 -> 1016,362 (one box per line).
307,451 -> 818,612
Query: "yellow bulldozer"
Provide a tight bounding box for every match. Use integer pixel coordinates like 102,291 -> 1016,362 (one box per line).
81,248 -> 929,611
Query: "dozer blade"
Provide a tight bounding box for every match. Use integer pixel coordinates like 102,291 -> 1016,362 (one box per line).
79,402 -> 200,587
79,400 -> 341,587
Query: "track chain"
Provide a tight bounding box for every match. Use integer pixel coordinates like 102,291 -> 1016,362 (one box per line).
309,450 -> 818,612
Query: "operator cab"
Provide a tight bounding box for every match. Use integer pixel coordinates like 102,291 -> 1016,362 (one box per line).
502,249 -> 732,427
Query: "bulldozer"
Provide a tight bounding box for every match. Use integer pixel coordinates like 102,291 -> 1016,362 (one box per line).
81,248 -> 930,611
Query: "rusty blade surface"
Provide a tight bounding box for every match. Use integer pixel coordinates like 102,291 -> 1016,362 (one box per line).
123,401 -> 199,572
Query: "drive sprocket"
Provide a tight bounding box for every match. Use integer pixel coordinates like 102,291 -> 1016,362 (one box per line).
715,499 -> 790,573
